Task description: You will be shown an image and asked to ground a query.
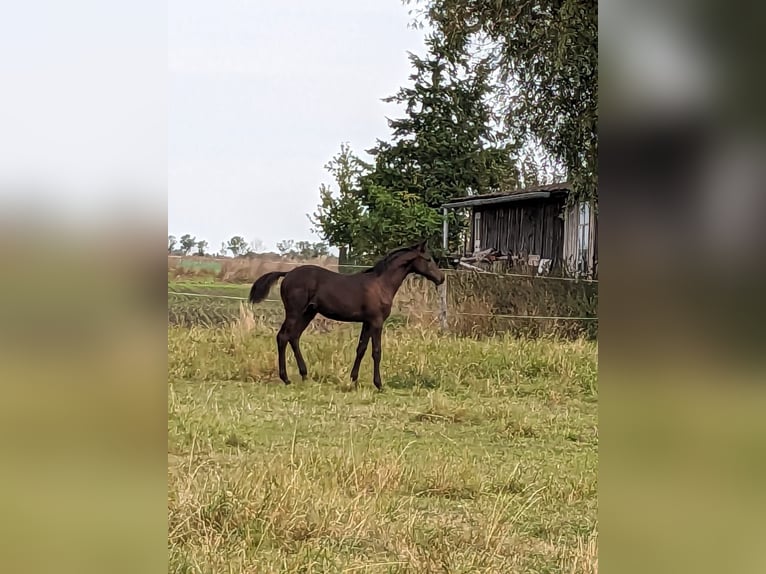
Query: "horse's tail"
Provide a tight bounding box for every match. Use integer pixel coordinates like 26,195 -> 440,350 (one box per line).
249,271 -> 288,304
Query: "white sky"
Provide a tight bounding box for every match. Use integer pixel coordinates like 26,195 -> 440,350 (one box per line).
168,0 -> 428,253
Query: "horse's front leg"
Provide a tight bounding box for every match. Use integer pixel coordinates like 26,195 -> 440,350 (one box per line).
371,325 -> 383,391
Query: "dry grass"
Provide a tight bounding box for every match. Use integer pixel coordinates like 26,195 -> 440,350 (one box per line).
446,272 -> 598,339
218,256 -> 338,283
168,255 -> 339,283
168,317 -> 598,572
169,275 -> 594,340
168,253 -> 597,339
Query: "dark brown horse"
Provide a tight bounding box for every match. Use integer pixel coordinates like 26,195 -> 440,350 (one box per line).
248,241 -> 445,389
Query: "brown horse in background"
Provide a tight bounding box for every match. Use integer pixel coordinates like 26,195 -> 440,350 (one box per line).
249,241 -> 445,390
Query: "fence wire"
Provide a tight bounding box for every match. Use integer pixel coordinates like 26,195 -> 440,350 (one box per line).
168,274 -> 598,339
168,291 -> 596,321
170,255 -> 599,283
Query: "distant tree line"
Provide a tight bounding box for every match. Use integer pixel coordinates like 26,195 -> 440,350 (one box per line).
275,239 -> 330,259
168,234 -> 330,260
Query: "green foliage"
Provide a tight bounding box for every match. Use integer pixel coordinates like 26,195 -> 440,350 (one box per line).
168,235 -> 177,254
195,240 -> 208,256
275,239 -> 294,255
355,186 -> 444,255
405,0 -> 598,203
226,236 -> 248,257
309,143 -> 368,260
276,239 -> 330,259
311,38 -> 518,262
179,234 -> 196,256
298,240 -> 329,258
363,38 -> 519,209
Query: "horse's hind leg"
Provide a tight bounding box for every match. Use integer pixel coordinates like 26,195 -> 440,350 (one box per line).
289,309 -> 317,381
276,320 -> 291,385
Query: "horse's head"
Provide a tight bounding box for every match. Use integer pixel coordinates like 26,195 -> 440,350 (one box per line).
409,240 -> 445,286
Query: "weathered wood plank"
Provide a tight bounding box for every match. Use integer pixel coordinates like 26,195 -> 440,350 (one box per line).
460,195 -> 578,275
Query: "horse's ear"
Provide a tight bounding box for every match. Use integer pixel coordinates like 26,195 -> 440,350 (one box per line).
417,239 -> 427,252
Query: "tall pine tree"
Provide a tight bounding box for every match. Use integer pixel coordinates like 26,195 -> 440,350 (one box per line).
363,38 -> 518,210
405,0 -> 598,204
311,37 -> 519,262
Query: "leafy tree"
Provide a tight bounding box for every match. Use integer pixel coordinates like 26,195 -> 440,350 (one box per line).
276,239 -> 295,256
195,240 -> 208,256
311,38 -> 517,262
226,236 -> 248,257
405,0 -> 597,203
361,38 -> 518,250
179,234 -> 196,255
310,241 -> 330,258
297,241 -> 330,258
363,38 -> 518,209
309,143 -> 367,262
294,241 -> 313,257
354,186 -> 444,256
168,235 -> 177,253
276,239 -> 331,259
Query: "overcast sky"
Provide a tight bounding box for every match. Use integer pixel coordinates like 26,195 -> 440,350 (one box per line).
169,0 -> 428,253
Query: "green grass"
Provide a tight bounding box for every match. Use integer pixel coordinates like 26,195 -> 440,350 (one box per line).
169,281 -> 251,296
176,259 -> 224,273
168,281 -> 282,327
168,321 -> 597,573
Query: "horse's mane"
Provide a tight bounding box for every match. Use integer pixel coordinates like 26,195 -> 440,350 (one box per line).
362,245 -> 418,276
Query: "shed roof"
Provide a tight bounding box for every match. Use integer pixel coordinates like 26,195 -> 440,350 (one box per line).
441,182 -> 571,209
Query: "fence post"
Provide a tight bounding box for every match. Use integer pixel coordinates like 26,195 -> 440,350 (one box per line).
439,207 -> 449,330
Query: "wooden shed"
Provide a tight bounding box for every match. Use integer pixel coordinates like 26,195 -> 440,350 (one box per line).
441,183 -> 597,278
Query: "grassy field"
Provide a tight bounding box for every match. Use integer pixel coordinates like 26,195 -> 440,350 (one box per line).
168,314 -> 598,573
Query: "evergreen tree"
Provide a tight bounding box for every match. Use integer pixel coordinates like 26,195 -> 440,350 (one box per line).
405,0 -> 598,203
311,37 -> 518,261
